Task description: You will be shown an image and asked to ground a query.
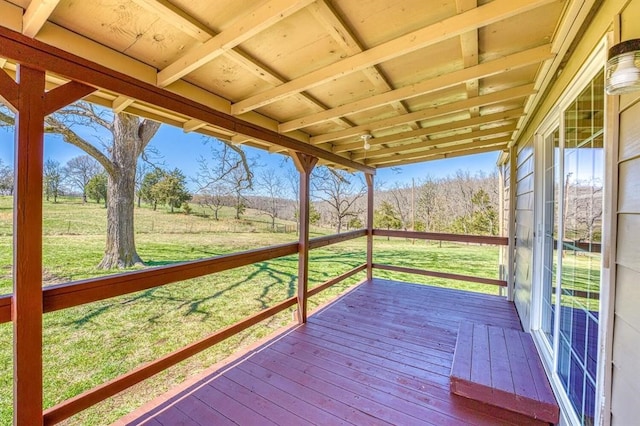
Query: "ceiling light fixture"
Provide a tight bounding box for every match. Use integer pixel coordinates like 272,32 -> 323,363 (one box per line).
361,133 -> 372,150
606,39 -> 640,95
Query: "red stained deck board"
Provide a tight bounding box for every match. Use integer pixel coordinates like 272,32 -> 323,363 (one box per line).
119,279 -> 548,426
450,323 -> 560,424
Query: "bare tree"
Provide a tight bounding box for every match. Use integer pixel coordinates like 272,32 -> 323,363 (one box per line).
44,158 -> 64,203
194,142 -> 253,220
64,155 -> 101,202
256,168 -> 286,230
312,167 -> 366,233
389,182 -> 412,230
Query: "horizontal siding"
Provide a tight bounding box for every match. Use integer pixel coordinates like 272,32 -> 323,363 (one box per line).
618,159 -> 640,212
612,72 -> 640,425
616,214 -> 640,273
514,138 -> 534,329
619,99 -> 640,161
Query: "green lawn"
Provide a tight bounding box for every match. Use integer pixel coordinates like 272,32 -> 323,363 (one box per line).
0,196 -> 504,425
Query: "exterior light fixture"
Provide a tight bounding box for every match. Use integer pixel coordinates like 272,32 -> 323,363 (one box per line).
606,39 -> 640,95
361,133 -> 372,150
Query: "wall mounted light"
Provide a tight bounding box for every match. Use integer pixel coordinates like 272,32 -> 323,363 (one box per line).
606,39 -> 640,95
361,133 -> 372,150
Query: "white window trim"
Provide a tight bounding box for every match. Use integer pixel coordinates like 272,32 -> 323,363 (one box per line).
530,37 -> 608,426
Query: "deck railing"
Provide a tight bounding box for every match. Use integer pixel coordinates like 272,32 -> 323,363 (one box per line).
1,228 -> 507,424
372,229 -> 509,288
2,230 -> 366,424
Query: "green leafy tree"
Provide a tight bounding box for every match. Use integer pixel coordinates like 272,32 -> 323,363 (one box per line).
0,159 -> 13,195
450,189 -> 498,235
86,172 -> 108,206
151,168 -> 191,213
140,169 -> 166,211
309,203 -> 321,226
374,201 -> 402,230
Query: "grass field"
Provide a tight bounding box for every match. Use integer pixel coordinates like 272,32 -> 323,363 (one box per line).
0,196 -> 507,425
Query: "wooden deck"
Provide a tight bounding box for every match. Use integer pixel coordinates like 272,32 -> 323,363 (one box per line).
116,279 -> 548,426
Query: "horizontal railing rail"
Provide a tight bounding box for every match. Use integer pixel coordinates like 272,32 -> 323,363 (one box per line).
372,229 -> 507,287
373,229 -> 508,245
0,230 -> 369,325
2,229 -> 367,424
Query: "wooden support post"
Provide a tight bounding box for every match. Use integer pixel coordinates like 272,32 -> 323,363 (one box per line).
366,173 -> 374,282
507,146 -> 517,302
12,65 -> 46,426
1,66 -> 95,425
291,152 -> 317,323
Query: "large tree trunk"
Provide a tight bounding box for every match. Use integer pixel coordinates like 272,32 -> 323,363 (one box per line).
99,164 -> 141,268
97,113 -> 159,269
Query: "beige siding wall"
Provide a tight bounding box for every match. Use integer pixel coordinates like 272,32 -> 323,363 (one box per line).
612,82 -> 640,424
503,0 -> 640,422
513,138 -> 534,328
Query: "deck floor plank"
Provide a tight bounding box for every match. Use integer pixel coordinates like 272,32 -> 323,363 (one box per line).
118,279 -> 548,426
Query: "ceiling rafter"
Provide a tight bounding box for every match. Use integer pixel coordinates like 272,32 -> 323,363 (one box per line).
310,83 -> 536,145
22,0 -> 61,38
308,0 -> 418,126
367,137 -> 510,166
231,0 -> 555,115
157,0 -> 315,87
133,0 -> 351,129
456,0 -> 480,119
112,95 -> 134,113
352,123 -> 516,161
332,107 -> 524,153
282,44 -> 551,133
371,143 -> 508,168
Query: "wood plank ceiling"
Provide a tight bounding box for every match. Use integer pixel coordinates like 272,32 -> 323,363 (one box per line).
0,0 -> 580,170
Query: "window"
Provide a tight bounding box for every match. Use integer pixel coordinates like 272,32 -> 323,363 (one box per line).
535,67 -> 604,425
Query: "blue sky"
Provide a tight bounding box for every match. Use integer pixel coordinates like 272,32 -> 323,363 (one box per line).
0,122 -> 500,192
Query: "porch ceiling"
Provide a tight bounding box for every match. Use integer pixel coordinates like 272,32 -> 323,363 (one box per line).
0,0 -> 585,170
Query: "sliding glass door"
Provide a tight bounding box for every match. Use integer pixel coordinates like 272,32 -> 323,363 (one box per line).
536,69 -> 604,425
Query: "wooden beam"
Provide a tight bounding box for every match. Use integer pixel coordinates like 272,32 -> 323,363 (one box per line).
0,68 -> 18,112
307,0 -> 415,122
457,0 -> 480,118
291,152 -> 318,323
333,108 -> 524,153
13,65 -> 46,426
309,83 -> 536,145
352,124 -> 516,161
369,143 -> 508,167
44,80 -> 95,115
157,0 -> 314,87
112,95 -> 134,113
0,26 -> 374,173
22,0 -> 60,38
366,173 -> 374,282
132,0 -> 351,129
232,0 -> 555,114
130,0 -> 212,43
182,118 -> 207,133
368,138 -> 509,165
283,44 -> 551,133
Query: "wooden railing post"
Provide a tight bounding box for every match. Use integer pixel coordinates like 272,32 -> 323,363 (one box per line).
0,66 -> 95,425
366,173 -> 374,282
11,65 -> 46,426
291,152 -> 317,323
